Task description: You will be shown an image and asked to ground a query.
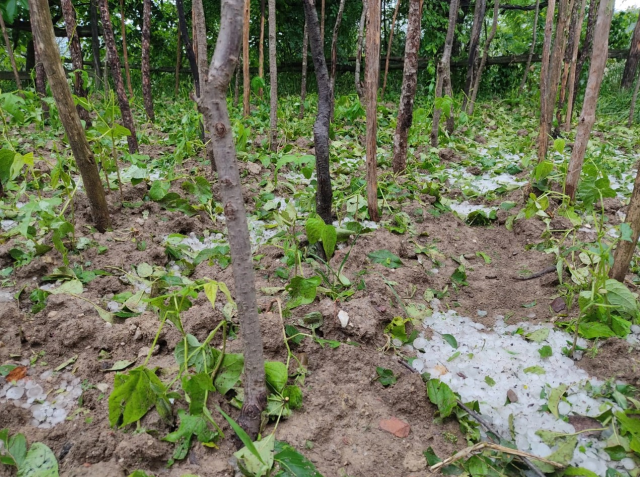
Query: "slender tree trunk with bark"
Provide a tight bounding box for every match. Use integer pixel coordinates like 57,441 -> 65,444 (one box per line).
629,71 -> 640,126
234,58 -> 241,107
364,0 -> 381,221
119,0 -> 133,97
462,0 -> 487,112
571,0 -> 599,119
258,0 -> 265,97
142,0 -> 154,121
29,0 -> 110,232
303,0 -> 333,224
392,0 -> 421,173
622,15 -> 640,89
329,0 -> 346,118
98,0 -> 139,153
431,0 -> 459,146
320,0 -> 325,44
468,0 -> 499,115
0,12 -> 22,90
195,0 -> 266,440
519,0 -> 541,92
61,0 -> 91,124
177,0 -> 200,96
243,0 -> 250,116
538,0 -> 557,151
565,0 -> 614,201
561,0 -> 587,130
89,0 -> 102,81
33,41 -> 50,119
611,168 -> 640,281
299,19 -> 309,119
355,0 -> 367,101
381,0 -> 401,99
268,0 -> 278,151
175,29 -> 182,95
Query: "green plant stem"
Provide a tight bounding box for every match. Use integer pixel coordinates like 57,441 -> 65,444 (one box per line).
144,315 -> 167,367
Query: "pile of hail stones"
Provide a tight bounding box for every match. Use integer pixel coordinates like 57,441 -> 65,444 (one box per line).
0,367 -> 83,429
410,301 -> 638,477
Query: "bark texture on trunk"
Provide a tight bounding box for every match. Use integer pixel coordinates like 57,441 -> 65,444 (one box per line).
538,0 -> 557,146
175,29 -> 182,95
571,0 -> 599,118
243,0 -> 250,116
381,0 -> 401,99
299,19 -> 309,119
98,0 -> 139,153
268,0 -> 278,151
177,0 -> 200,96
142,0 -> 154,121
0,12 -> 22,90
195,0 -> 266,440
320,0 -> 325,43
561,0 -> 587,130
629,70 -> 640,126
611,165 -> 640,281
462,0 -> 487,112
622,14 -> 640,89
519,0 -> 541,91
119,0 -> 133,97
468,0 -> 499,115
29,0 -> 110,232
564,0 -> 614,201
89,0 -> 102,80
431,0 -> 459,146
33,40 -> 50,119
365,0 -> 381,221
392,0 -> 421,173
329,0 -> 347,115
258,0 -> 265,97
303,0 -> 333,225
355,0 -> 367,101
61,0 -> 91,124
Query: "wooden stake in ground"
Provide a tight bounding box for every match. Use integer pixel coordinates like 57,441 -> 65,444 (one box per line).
381,0 -> 401,99
392,0 -> 422,173
177,0 -> 200,96
564,0 -> 614,201
622,13 -> 640,89
0,10 -> 22,90
611,164 -> 640,281
355,0 -> 367,101
431,0 -> 459,147
119,0 -> 133,97
571,0 -> 600,122
142,0 -> 154,121
33,41 -> 50,120
364,0 -> 381,221
519,0 -> 541,92
243,0 -> 250,117
303,0 -> 333,224
258,0 -> 265,98
299,18 -> 309,119
174,29 -> 182,95
28,0 -> 111,232
329,0 -> 346,117
461,0 -> 487,112
89,0 -> 102,81
628,70 -> 640,126
561,0 -> 587,130
268,0 -> 278,151
195,0 -> 266,440
468,0 -> 500,115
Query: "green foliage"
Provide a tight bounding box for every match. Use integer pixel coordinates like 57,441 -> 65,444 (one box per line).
367,249 -> 403,269
0,429 -> 58,477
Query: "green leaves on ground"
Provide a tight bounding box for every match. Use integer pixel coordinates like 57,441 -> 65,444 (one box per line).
108,366 -> 166,427
285,276 -> 322,309
163,409 -> 219,465
427,379 -> 457,418
547,384 -> 569,418
273,440 -> 323,476
367,249 -> 403,269
375,367 -> 397,387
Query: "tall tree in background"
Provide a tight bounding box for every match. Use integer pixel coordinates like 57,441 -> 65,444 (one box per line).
176,0 -> 200,97
320,0 -> 325,43
242,0 -> 250,116
571,0 -> 599,120
195,0 -> 266,439
61,0 -> 91,124
119,0 -> 133,97
381,0 -> 401,99
329,0 -> 346,117
192,0 -> 214,168
303,0 -> 333,224
142,0 -> 154,121
355,0 -> 367,100
392,0 -> 422,173
258,0 -> 265,97
268,0 -> 278,151
33,42 -> 49,119
0,10 -> 22,90
461,0 -> 487,112
299,19 -> 309,118
629,69 -> 640,126
519,0 -> 541,92
612,165 -> 640,281
174,29 -> 181,95
565,0 -> 614,201
98,0 -> 139,153
621,14 -> 640,89
364,0 -> 381,221
89,0 -> 102,81
468,0 -> 499,115
29,0 -> 111,232
431,0 -> 459,146
538,0 -> 557,155
559,0 -> 587,130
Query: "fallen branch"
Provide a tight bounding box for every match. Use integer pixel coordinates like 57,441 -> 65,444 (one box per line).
514,265 -> 556,280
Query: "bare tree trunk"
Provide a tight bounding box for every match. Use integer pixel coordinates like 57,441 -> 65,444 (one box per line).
431,0 -> 459,146
258,0 -> 265,97
177,0 -> 200,96
98,0 -> 139,153
571,0 -> 599,120
268,0 -> 278,151
392,0 -> 421,173
29,0 -> 111,232
468,0 -> 499,115
561,0 -> 587,130
622,14 -> 640,89
565,0 -> 614,201
519,0 -> 541,92
355,0 -> 367,101
0,12 -> 22,90
299,19 -> 309,119
365,0 -> 381,222
89,0 -> 102,83
303,0 -> 333,224
538,0 -> 557,155
234,57 -> 241,107
33,41 -> 50,120
611,155 -> 640,280
195,0 -> 266,440
329,0 -> 347,118
461,0 -> 487,112
61,0 -> 91,125
119,0 -> 133,97
629,71 -> 640,127
174,29 -> 182,95
381,0 -> 401,99
320,0 -> 325,43
243,0 -> 250,116
142,0 -> 154,121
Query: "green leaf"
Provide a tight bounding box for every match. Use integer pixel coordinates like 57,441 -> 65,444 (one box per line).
285,276 -> 321,309
265,361 -> 288,393
367,249 -> 403,269
427,379 -> 457,418
0,148 -> 15,184
108,366 -> 165,427
305,217 -> 325,245
564,467 -> 599,477
273,440 -> 323,477
163,409 -> 219,464
48,279 -> 83,295
424,447 -> 442,466
375,367 -> 397,387
620,223 -> 634,242
103,360 -> 135,372
320,224 -> 337,259
174,334 -> 216,374
0,429 -> 27,468
605,279 -> 639,317
182,373 -> 215,415
548,384 -> 569,419
450,265 -> 468,286
235,433 -> 274,477
16,442 -> 58,477
523,366 -> 546,375
149,181 -> 171,201
611,315 -> 631,337
466,455 -> 488,475
217,407 -> 265,465
579,322 -> 617,339
525,328 -> 550,343
484,376 -> 496,387
553,138 -> 566,154
442,334 -> 458,349
616,411 -> 640,436
214,353 -> 244,395
282,385 -> 303,410
534,160 -> 554,181
538,345 -> 553,358
136,263 -> 153,278
604,445 -> 627,461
